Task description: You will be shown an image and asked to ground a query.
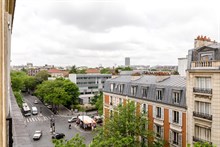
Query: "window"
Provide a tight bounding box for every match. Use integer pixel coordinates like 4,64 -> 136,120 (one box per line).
156,107 -> 161,118
131,86 -> 137,96
156,89 -> 163,100
173,111 -> 179,123
118,84 -> 124,93
142,104 -> 147,114
173,131 -> 179,145
156,125 -> 161,138
110,83 -> 114,92
196,77 -> 211,89
194,125 -> 211,142
200,53 -> 213,61
173,92 -> 180,104
142,88 -> 148,98
110,96 -> 113,105
195,101 -> 211,115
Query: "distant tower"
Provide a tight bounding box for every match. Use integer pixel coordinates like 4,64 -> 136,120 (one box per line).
125,57 -> 130,66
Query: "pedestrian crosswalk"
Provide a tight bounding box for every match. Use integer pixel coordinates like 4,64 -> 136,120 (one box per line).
25,115 -> 51,123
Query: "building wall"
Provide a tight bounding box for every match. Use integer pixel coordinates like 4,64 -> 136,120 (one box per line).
69,74 -> 111,104
178,57 -> 187,76
103,92 -> 187,146
0,0 -> 15,146
187,70 -> 220,146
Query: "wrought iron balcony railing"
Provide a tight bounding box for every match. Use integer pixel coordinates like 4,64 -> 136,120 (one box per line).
193,87 -> 212,94
193,111 -> 212,120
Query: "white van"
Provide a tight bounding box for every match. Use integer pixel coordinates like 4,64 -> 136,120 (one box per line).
32,106 -> 38,115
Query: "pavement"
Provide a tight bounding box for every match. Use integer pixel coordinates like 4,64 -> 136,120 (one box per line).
56,105 -> 98,118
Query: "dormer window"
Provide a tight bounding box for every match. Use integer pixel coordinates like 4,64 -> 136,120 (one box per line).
200,53 -> 213,61
142,87 -> 148,98
110,83 -> 115,92
131,86 -> 137,96
156,89 -> 163,101
173,91 -> 181,104
118,84 -> 124,93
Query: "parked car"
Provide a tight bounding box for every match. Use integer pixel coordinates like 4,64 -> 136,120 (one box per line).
68,116 -> 77,123
47,105 -> 52,109
33,130 -> 42,140
31,106 -> 38,115
52,133 -> 65,139
34,100 -> 38,104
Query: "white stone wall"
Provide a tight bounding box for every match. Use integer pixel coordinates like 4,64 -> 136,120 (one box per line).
178,57 -> 187,76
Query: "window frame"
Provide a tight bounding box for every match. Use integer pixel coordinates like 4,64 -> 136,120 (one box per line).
173,111 -> 179,123
156,107 -> 161,118
142,87 -> 148,98
131,85 -> 138,96
156,89 -> 163,101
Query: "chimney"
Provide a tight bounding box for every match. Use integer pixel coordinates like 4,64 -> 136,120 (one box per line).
194,35 -> 215,48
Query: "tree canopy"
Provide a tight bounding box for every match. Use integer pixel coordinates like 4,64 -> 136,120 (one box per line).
35,70 -> 49,84
100,68 -> 111,74
52,134 -> 86,147
90,101 -> 163,147
35,78 -> 80,107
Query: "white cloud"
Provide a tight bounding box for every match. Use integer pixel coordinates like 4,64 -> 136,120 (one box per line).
11,0 -> 220,67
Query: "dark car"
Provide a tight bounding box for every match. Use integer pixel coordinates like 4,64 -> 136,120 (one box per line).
52,133 -> 65,139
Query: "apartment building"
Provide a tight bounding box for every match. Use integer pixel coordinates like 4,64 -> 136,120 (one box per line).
186,36 -> 220,146
69,74 -> 111,104
103,75 -> 187,147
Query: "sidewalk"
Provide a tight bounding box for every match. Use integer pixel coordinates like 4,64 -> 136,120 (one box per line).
56,105 -> 98,117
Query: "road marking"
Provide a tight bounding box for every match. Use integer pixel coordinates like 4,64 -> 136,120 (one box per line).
36,117 -> 41,121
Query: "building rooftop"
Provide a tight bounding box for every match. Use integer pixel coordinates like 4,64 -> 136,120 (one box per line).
107,75 -> 186,87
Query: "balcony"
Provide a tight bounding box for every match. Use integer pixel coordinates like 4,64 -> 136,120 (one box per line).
193,136 -> 212,145
193,111 -> 212,120
193,87 -> 212,94
191,61 -> 220,69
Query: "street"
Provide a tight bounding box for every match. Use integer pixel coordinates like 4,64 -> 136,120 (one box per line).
23,94 -> 95,147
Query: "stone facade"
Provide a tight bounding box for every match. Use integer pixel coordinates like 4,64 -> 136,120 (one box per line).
0,0 -> 16,146
187,37 -> 220,146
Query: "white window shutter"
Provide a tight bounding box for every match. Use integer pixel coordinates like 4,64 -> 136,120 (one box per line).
161,127 -> 164,139
146,104 -> 148,113
161,107 -> 164,120
153,106 -> 156,118
178,133 -> 182,146
153,124 -> 156,134
141,104 -> 143,114
179,111 -> 182,126
169,130 -> 173,144
169,109 -> 172,123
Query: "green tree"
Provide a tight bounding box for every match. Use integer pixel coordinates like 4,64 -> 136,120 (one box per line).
24,76 -> 38,92
10,71 -> 27,91
95,92 -> 103,115
13,91 -> 23,108
52,134 -> 86,147
69,65 -> 77,74
100,68 -> 111,74
90,101 -> 163,147
35,70 -> 49,84
35,79 -> 79,110
187,142 -> 216,147
77,69 -> 86,74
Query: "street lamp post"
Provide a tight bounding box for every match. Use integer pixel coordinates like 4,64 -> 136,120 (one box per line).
50,115 -> 55,134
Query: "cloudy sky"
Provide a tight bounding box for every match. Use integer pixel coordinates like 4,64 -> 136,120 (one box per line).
11,0 -> 220,67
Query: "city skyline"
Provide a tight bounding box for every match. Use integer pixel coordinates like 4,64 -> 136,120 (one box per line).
12,0 -> 220,67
